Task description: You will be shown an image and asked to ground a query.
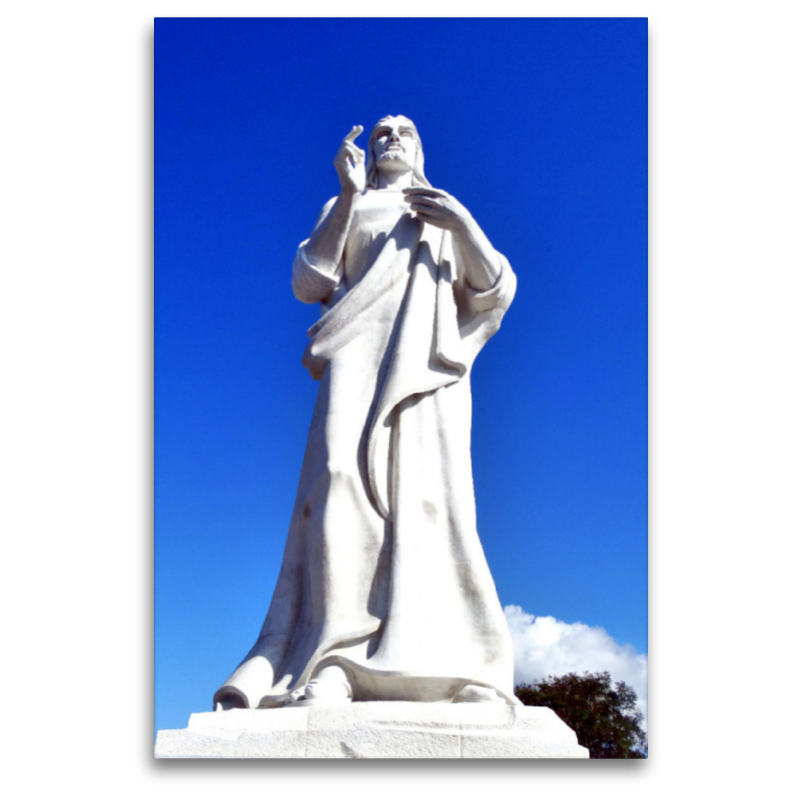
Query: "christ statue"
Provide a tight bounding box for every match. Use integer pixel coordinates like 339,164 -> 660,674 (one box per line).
214,115 -> 518,710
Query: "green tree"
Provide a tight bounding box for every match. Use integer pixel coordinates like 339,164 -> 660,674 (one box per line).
515,671 -> 647,758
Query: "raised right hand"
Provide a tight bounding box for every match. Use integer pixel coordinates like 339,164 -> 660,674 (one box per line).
334,125 -> 366,195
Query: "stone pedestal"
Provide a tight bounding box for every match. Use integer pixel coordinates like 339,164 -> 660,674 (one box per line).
155,702 -> 589,759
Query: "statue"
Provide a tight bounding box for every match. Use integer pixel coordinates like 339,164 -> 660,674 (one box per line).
214,116 -> 518,710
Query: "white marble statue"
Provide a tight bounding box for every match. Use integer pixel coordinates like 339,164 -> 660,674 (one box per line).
214,115 -> 518,710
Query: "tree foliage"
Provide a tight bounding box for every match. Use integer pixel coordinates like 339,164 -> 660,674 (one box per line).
515,671 -> 647,758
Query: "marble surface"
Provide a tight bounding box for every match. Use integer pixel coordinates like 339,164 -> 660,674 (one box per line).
155,703 -> 589,759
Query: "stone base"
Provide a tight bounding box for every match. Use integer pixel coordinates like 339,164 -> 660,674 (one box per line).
155,702 -> 589,759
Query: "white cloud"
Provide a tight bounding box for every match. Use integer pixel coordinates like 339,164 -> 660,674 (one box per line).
504,605 -> 648,728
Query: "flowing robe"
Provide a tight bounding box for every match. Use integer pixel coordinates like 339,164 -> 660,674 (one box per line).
214,190 -> 518,708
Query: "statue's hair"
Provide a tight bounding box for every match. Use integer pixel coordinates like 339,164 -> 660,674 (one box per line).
365,115 -> 431,189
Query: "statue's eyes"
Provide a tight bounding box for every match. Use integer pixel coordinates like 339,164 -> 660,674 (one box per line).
376,129 -> 412,139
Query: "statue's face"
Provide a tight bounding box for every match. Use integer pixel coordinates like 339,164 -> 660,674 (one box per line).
372,116 -> 418,173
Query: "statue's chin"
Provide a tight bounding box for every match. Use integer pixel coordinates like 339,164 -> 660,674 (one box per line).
377,153 -> 413,170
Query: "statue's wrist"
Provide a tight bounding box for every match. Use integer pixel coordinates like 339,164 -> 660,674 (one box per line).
453,214 -> 476,239
339,185 -> 361,202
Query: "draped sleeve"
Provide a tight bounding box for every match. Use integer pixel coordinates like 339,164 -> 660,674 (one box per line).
439,230 -> 517,369
291,197 -> 342,304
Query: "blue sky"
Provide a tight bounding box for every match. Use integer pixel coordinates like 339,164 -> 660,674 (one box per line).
155,17 -> 647,734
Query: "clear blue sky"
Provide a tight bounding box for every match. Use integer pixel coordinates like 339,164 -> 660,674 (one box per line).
155,17 -> 647,735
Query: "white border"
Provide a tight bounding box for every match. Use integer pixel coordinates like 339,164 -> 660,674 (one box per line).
2,1 -> 798,792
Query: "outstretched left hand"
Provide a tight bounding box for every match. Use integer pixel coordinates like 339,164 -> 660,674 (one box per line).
402,187 -> 473,233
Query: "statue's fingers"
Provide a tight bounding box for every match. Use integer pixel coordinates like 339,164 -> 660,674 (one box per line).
342,143 -> 365,166
411,205 -> 442,218
343,142 -> 365,161
405,195 -> 439,208
409,204 -> 445,219
344,125 -> 364,143
412,210 -> 445,227
402,186 -> 448,198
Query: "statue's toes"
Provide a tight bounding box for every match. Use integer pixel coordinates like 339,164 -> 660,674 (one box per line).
284,688 -> 306,706
452,684 -> 505,704
304,679 -> 350,701
283,677 -> 352,707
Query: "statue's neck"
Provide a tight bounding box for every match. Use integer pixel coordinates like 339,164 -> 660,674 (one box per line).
376,170 -> 414,191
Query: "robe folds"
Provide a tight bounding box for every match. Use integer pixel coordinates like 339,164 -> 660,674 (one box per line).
214,192 -> 518,708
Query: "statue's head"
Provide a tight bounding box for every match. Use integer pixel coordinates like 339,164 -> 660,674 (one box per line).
366,115 -> 431,189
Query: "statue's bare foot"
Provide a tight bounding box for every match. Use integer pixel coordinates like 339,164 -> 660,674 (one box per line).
453,684 -> 506,704
284,665 -> 353,707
